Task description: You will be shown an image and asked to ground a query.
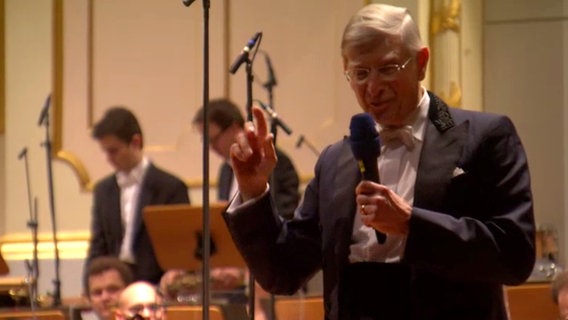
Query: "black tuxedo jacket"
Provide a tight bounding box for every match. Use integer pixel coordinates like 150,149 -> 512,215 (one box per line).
86,163 -> 190,283
224,92 -> 535,320
218,148 -> 300,219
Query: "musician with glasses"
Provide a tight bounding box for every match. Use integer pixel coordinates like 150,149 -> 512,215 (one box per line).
222,3 -> 535,320
115,282 -> 165,320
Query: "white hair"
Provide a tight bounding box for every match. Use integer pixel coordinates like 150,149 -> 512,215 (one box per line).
341,4 -> 424,58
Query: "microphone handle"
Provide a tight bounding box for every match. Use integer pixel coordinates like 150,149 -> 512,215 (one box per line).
358,159 -> 386,244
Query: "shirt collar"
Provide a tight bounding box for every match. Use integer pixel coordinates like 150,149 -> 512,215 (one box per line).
375,87 -> 429,142
116,156 -> 150,187
412,87 -> 430,143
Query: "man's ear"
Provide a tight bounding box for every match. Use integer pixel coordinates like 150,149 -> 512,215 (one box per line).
131,134 -> 143,149
416,47 -> 430,81
82,292 -> 91,304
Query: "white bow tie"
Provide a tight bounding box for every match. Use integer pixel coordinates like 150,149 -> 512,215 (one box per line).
380,125 -> 415,150
116,172 -> 139,188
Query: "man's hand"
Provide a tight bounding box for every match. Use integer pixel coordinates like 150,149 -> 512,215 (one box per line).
230,105 -> 277,201
355,181 -> 411,235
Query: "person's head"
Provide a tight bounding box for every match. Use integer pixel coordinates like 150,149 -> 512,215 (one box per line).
92,106 -> 144,173
552,270 -> 568,319
116,281 -> 165,320
85,256 -> 134,320
192,99 -> 245,160
341,4 -> 430,127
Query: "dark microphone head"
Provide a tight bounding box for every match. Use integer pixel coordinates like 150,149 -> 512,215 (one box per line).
264,53 -> 277,87
296,135 -> 305,148
38,94 -> 52,126
18,147 -> 28,160
349,113 -> 380,160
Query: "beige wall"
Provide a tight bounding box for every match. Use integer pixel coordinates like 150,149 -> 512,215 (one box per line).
1,0 -> 366,297
483,0 -> 568,263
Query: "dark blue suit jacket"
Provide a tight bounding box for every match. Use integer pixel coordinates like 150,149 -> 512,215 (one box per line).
86,163 -> 190,284
218,148 -> 300,219
223,93 -> 535,320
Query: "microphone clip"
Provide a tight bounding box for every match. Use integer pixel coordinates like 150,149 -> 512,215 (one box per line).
255,100 -> 293,135
229,32 -> 262,74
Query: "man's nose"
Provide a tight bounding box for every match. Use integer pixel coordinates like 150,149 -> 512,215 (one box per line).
139,306 -> 153,318
100,289 -> 112,301
366,74 -> 386,96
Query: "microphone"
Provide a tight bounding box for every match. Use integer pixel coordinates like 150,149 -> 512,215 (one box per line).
263,52 -> 277,88
229,32 -> 262,74
349,113 -> 386,244
256,100 -> 293,135
296,135 -> 305,148
18,147 -> 28,160
37,94 -> 52,126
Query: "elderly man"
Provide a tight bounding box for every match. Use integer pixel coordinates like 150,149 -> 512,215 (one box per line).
115,281 -> 164,320
222,3 -> 535,320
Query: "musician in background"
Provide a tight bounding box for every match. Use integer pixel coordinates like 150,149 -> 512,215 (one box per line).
158,99 -> 301,320
192,98 -> 300,219
115,281 -> 164,320
86,107 -> 190,285
83,256 -> 134,320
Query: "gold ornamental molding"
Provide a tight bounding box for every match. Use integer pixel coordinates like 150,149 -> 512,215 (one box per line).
430,0 -> 461,35
438,81 -> 462,109
0,231 -> 90,260
52,1 -> 232,192
429,0 -> 463,107
0,0 -> 4,135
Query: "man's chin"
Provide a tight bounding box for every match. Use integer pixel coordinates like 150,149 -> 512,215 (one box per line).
96,308 -> 112,320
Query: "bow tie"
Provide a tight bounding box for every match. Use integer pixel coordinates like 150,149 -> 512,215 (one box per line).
116,172 -> 139,188
380,125 -> 415,150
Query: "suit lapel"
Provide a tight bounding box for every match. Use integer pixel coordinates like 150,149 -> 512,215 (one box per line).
218,162 -> 233,201
107,178 -> 124,253
333,139 -> 360,235
133,164 -> 156,239
414,94 -> 468,208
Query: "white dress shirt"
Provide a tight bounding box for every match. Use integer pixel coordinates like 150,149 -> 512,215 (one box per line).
227,89 -> 430,264
116,156 -> 150,263
348,89 -> 430,263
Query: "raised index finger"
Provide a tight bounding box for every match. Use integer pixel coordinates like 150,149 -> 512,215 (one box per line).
252,105 -> 268,138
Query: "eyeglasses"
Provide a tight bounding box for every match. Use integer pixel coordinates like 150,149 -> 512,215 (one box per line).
123,303 -> 163,320
344,57 -> 413,84
208,126 -> 229,145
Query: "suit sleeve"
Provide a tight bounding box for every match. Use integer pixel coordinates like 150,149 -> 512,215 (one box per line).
223,147 -> 329,295
84,182 -> 113,290
165,177 -> 191,205
86,183 -> 110,261
271,150 -> 300,219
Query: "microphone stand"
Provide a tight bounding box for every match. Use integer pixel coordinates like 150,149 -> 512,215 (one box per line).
182,1 -> 212,319
244,60 -> 255,122
263,56 -> 277,320
38,94 -> 61,307
296,135 -> 320,156
243,55 -> 256,320
262,51 -> 277,140
231,37 -> 261,320
18,148 -> 39,313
